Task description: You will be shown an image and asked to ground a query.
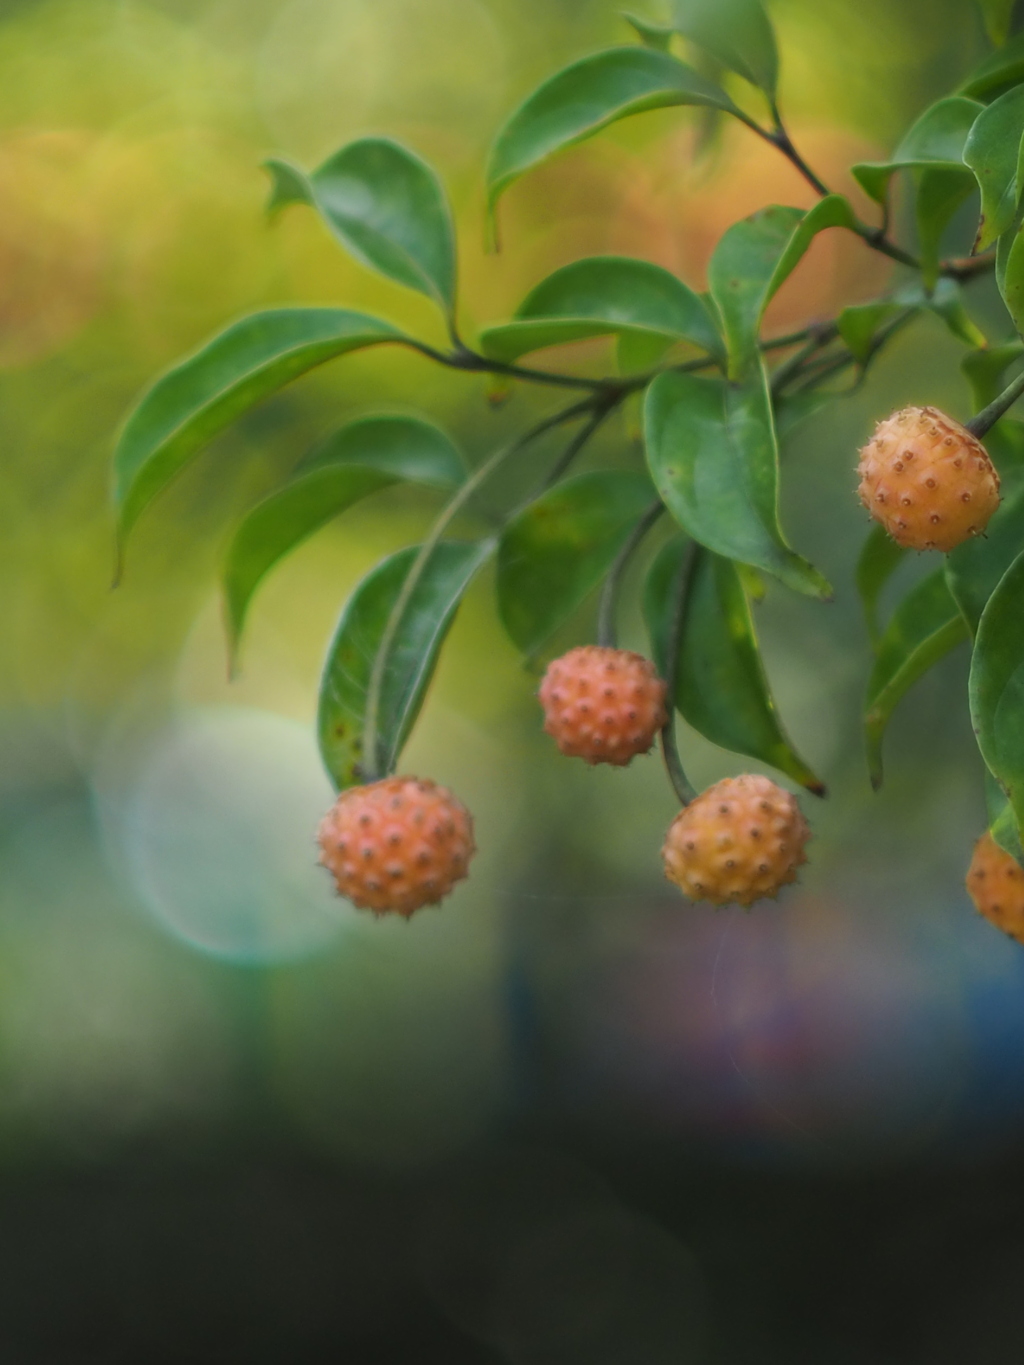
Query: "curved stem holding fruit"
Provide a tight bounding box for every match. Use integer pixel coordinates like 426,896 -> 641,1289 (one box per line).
596,500 -> 665,649
659,540 -> 698,807
967,366 -> 1024,438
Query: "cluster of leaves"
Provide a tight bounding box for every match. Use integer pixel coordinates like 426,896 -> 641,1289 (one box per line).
112,0 -> 1024,856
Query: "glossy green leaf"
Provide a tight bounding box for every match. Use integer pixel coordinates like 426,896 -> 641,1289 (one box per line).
644,539 -> 824,791
643,365 -> 831,598
485,47 -> 742,233
960,31 -> 1024,100
855,524 -> 908,650
915,167 -> 977,288
979,0 -> 1017,46
838,302 -> 902,363
998,212 -> 1024,334
947,479 -> 1024,632
113,308 -> 406,564
265,138 -> 456,314
914,277 -> 988,348
497,470 -> 656,655
318,540 -> 492,790
223,416 -> 464,664
963,341 -> 1024,408
971,547 -> 1024,835
479,255 -> 722,363
670,0 -> 778,96
852,97 -> 983,204
963,85 -> 1024,251
986,768 -> 1024,859
707,198 -> 858,376
865,569 -> 969,788
622,11 -> 675,49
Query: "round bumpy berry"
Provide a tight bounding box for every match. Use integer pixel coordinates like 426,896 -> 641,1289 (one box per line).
539,645 -> 668,766
857,405 -> 1000,552
966,832 -> 1024,943
662,774 -> 810,907
317,776 -> 475,917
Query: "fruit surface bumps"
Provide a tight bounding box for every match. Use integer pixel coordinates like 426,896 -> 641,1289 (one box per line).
662,774 -> 810,907
539,645 -> 668,766
856,405 -> 1000,552
317,776 -> 475,917
966,832 -> 1024,943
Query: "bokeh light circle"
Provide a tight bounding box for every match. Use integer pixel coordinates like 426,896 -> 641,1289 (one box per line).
113,707 -> 353,963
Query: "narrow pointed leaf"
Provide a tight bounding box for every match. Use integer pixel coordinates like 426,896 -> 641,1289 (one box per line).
707,198 -> 858,375
978,0 -> 1017,46
865,569 -> 968,788
622,11 -> 675,50
971,548 -> 1024,836
963,84 -> 1024,251
223,417 -> 463,661
265,139 -> 456,314
644,539 -> 824,791
497,470 -> 657,655
960,31 -> 1024,100
479,255 -> 722,363
853,97 -> 983,204
670,0 -> 778,96
113,308 -> 407,561
318,540 -> 492,790
643,365 -> 831,598
856,524 -> 908,650
485,47 -> 742,231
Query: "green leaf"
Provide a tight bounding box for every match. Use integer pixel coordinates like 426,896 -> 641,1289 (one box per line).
707,198 -> 858,376
963,341 -> 1024,408
852,97 -> 983,204
318,540 -> 491,790
644,539 -> 824,792
915,167 -> 977,288
963,84 -> 1024,251
946,480 -> 1024,632
497,470 -> 657,655
838,302 -> 901,363
838,279 -> 984,364
670,0 -> 778,97
986,768 -> 1024,859
865,569 -> 969,788
643,364 -> 831,598
855,524 -> 908,650
223,416 -> 464,665
113,308 -> 406,565
961,31 -> 1024,101
978,0 -> 1017,46
971,547 -> 1024,836
479,255 -> 722,363
998,213 -> 1024,334
264,138 -> 456,315
622,11 -> 675,50
485,47 -> 742,234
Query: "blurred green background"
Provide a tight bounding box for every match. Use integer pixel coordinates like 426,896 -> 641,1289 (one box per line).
4,0 -> 1024,1359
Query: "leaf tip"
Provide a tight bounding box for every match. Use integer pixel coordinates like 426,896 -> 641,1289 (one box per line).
805,779 -> 828,799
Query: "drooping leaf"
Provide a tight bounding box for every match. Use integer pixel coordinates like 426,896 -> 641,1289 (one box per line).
986,768 -> 1024,860
865,569 -> 969,788
837,279 -> 984,365
838,302 -> 902,363
852,97 -> 983,204
960,31 -> 1024,101
963,84 -> 1024,251
706,198 -> 858,376
670,0 -> 778,96
622,11 -> 675,49
915,166 -> 977,288
978,0 -> 1018,47
265,138 -> 456,314
971,547 -> 1024,835
223,417 -> 464,664
497,470 -> 657,655
485,47 -> 742,234
855,524 -> 908,650
947,477 -> 1024,632
644,539 -> 824,792
113,308 -> 407,565
318,540 -> 492,790
962,340 -> 1024,408
479,255 -> 722,363
643,365 -> 832,598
